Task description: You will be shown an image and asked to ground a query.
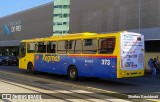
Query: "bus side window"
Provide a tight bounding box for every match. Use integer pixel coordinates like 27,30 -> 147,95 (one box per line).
57,41 -> 67,54
47,42 -> 56,53
40,45 -> 46,53
27,42 -> 36,53
52,44 -> 56,53
69,40 -> 82,54
101,39 -> 107,50
83,39 -> 97,54
36,42 -> 47,53
99,38 -> 115,54
107,38 -> 115,53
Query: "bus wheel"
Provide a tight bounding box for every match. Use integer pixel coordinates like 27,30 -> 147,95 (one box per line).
68,66 -> 78,81
27,63 -> 34,73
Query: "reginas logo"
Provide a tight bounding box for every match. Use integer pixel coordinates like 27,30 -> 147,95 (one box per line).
4,24 -> 10,35
42,55 -> 60,62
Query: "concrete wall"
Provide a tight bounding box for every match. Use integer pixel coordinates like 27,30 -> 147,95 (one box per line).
70,0 -> 160,38
0,2 -> 53,41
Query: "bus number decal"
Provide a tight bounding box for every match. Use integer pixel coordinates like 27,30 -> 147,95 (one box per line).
101,59 -> 110,65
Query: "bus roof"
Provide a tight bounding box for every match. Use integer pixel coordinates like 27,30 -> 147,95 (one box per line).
21,31 -> 123,43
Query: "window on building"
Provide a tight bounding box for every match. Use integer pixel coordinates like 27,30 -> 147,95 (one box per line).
59,14 -> 63,18
54,31 -> 63,34
54,22 -> 62,26
145,40 -> 160,52
63,14 -> 70,17
63,22 -> 67,25
63,31 -> 69,34
54,5 -> 59,8
54,5 -> 63,8
63,5 -> 70,8
57,22 -> 62,25
54,14 -> 59,17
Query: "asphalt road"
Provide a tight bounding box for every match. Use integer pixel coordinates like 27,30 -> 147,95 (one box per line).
0,65 -> 159,102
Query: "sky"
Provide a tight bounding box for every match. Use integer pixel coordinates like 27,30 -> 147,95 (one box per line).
0,0 -> 54,17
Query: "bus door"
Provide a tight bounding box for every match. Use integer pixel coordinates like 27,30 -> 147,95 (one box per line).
19,42 -> 27,69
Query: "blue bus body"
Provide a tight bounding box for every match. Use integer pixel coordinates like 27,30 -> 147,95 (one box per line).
34,54 -> 117,78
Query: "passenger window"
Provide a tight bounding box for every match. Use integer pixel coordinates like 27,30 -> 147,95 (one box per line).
27,42 -> 36,53
57,41 -> 67,54
69,40 -> 82,54
47,42 -> 56,53
65,41 -> 72,49
83,39 -> 97,54
99,38 -> 115,54
36,42 -> 47,53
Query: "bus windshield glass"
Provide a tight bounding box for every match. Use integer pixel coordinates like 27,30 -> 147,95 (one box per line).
19,42 -> 26,57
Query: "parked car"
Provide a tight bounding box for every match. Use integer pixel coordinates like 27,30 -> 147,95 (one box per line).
0,56 -> 6,65
3,56 -> 19,66
0,56 -> 3,65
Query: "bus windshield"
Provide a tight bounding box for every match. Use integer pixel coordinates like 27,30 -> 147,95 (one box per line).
19,42 -> 26,57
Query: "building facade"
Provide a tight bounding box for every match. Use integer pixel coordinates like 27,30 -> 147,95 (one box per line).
70,0 -> 160,36
0,2 -> 53,56
0,0 -> 160,57
53,0 -> 70,35
70,0 -> 160,53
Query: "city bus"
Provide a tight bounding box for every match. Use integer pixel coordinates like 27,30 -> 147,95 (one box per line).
19,31 -> 144,80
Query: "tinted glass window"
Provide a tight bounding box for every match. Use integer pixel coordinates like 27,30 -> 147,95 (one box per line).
47,42 -> 56,53
69,40 -> 82,54
19,42 -> 26,55
145,40 -> 160,52
83,39 -> 97,54
98,38 -> 115,54
57,41 -> 67,54
36,42 -> 47,53
27,42 -> 36,53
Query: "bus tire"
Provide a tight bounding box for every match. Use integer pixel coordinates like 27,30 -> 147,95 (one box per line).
27,62 -> 34,73
68,66 -> 78,81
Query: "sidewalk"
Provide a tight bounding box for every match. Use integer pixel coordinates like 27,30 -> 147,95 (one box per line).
0,79 -> 64,102
0,79 -> 131,102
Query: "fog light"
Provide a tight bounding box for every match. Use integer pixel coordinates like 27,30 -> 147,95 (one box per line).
121,73 -> 124,75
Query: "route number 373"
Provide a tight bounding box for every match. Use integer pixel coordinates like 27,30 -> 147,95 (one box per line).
101,59 -> 110,65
